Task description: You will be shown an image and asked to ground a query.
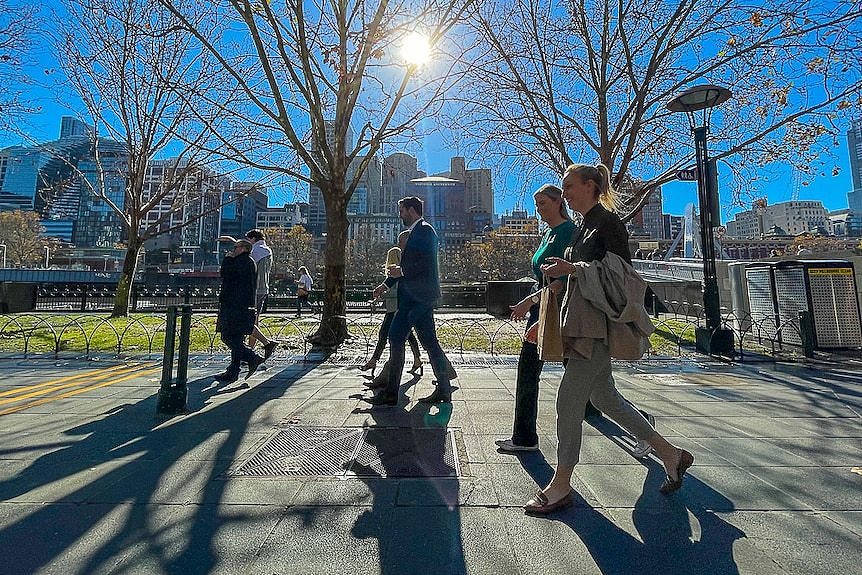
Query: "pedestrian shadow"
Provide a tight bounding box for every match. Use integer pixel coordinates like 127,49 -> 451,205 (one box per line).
0,362 -> 318,575
525,415 -> 744,575
335,399 -> 465,575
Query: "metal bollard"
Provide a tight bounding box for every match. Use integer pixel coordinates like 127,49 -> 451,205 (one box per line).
156,304 -> 193,415
798,310 -> 815,358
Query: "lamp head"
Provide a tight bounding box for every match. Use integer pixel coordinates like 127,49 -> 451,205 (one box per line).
667,84 -> 732,113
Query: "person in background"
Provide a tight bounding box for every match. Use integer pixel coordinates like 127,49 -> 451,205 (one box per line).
214,238 -> 265,383
524,163 -> 693,515
496,184 -> 576,452
295,266 -> 314,317
244,229 -> 278,360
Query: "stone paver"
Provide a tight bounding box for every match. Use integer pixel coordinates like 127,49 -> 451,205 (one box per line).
0,353 -> 860,574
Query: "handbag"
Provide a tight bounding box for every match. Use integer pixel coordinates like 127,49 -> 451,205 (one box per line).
537,281 -> 564,362
297,286 -> 309,297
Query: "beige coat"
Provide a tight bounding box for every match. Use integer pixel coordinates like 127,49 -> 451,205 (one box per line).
560,251 -> 654,359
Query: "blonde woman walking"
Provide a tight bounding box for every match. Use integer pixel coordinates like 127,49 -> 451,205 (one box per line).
524,163 -> 694,515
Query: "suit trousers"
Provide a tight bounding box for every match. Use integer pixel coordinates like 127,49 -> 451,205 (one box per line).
556,339 -> 654,467
371,311 -> 421,364
385,296 -> 451,397
221,330 -> 260,375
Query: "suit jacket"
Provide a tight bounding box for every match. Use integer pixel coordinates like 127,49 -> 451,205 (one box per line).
217,252 -> 257,334
385,218 -> 442,306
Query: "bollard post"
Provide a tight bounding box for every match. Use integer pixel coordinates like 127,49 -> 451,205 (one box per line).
799,310 -> 815,358
156,305 -> 188,415
175,304 -> 192,386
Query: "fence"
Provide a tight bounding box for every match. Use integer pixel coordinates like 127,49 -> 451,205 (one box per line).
33,283 -> 488,313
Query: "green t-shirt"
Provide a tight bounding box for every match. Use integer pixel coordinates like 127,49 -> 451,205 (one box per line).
531,220 -> 577,280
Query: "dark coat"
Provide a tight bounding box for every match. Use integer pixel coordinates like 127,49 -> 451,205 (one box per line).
217,251 -> 257,335
385,218 -> 442,305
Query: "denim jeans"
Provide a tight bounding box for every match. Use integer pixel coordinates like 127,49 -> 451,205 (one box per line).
385,295 -> 450,397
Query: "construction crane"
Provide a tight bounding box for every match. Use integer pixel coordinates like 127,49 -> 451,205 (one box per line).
790,166 -> 802,201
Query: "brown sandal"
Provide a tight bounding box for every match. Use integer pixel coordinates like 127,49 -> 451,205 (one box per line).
660,449 -> 694,494
523,489 -> 573,515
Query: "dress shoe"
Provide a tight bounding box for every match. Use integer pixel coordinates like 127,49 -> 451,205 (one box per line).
245,355 -> 264,380
214,372 -> 239,383
418,389 -> 451,404
660,449 -> 694,494
364,393 -> 397,406
263,341 -> 278,360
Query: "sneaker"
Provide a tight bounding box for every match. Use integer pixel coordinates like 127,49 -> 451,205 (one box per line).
632,413 -> 656,458
495,438 -> 539,452
214,371 -> 239,383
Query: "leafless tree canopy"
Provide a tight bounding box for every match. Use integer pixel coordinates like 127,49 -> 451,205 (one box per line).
457,0 -> 862,217
158,0 -> 477,196
0,0 -> 38,131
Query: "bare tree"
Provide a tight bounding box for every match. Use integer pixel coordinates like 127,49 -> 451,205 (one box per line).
157,0 -> 478,345
0,0 -> 38,132
459,0 -> 862,220
56,0 -> 240,316
264,225 -> 317,288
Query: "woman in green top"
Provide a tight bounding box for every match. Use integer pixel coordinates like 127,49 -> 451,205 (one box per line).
495,184 -> 576,452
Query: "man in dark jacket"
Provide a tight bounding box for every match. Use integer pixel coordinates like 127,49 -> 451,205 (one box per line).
215,238 -> 264,383
368,196 -> 454,405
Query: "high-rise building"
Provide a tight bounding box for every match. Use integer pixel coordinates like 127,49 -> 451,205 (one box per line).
380,152 -> 423,215
219,181 -> 268,240
256,203 -> 308,229
627,185 -> 663,238
0,117 -> 129,247
408,176 -> 468,248
848,117 -> 862,193
140,159 -> 228,254
724,199 -> 831,238
307,121 -> 355,235
72,139 -> 128,248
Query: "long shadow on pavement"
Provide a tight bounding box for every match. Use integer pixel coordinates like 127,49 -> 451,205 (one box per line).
0,362 -> 318,575
339,383 -> 465,575
513,415 -> 744,575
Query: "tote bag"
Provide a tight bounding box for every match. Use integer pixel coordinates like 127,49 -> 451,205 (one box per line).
537,285 -> 564,362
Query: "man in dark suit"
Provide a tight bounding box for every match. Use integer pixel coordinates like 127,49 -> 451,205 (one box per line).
214,238 -> 265,383
368,196 -> 454,405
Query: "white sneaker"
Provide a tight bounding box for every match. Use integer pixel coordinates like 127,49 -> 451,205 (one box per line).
632,413 -> 656,458
495,438 -> 539,452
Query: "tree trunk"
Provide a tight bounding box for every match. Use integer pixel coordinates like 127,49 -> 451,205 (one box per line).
307,184 -> 349,346
111,236 -> 143,317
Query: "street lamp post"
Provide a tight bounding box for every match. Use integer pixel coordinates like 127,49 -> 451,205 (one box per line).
667,84 -> 735,356
44,246 -> 50,269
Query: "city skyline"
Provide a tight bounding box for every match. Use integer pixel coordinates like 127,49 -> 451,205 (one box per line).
3,0 -> 857,225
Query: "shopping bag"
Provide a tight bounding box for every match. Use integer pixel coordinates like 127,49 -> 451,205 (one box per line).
537,286 -> 564,362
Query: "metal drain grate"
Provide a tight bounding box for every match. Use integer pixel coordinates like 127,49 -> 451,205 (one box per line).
229,427 -> 364,477
228,426 -> 460,478
349,427 -> 459,478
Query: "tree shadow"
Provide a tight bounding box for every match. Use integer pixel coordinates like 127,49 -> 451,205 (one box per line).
0,362 -> 318,575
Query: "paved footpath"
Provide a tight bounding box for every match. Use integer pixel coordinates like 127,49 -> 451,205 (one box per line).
0,352 -> 860,575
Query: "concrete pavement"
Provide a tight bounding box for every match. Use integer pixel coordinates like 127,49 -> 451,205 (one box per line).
0,351 -> 860,574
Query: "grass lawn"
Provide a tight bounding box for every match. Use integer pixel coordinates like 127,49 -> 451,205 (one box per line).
0,312 -> 699,357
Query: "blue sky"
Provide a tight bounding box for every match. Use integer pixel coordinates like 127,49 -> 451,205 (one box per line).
5,0 -> 856,223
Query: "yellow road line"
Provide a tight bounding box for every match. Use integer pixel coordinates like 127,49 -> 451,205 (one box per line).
0,363 -> 156,406
0,363 -> 150,398
0,367 -> 162,416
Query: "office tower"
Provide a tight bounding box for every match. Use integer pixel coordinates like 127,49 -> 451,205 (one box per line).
220,181 -> 268,240
848,117 -> 862,192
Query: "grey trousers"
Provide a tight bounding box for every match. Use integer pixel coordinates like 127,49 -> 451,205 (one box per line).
556,340 -> 655,467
